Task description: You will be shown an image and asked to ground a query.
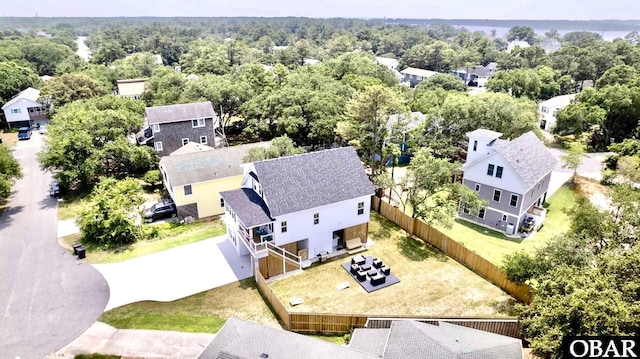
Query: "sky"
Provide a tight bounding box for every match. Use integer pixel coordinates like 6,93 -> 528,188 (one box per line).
2,0 -> 639,19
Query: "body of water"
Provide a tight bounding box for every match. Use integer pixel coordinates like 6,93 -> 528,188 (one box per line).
457,25 -> 631,41
76,36 -> 91,61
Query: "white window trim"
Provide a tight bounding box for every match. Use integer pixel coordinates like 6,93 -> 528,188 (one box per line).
152,124 -> 160,133
502,214 -> 508,221
496,166 -> 504,178
357,202 -> 365,215
154,141 -> 163,151
313,213 -> 319,225
182,138 -> 190,146
281,221 -> 287,233
474,184 -> 481,192
493,189 -> 501,202
184,184 -> 193,196
192,118 -> 205,128
200,136 -> 207,144
510,194 -> 519,207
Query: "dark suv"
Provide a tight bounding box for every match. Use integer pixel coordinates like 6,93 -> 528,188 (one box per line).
144,199 -> 177,222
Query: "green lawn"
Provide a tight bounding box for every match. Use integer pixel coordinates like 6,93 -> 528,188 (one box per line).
437,185 -> 580,265
63,220 -> 226,263
269,212 -> 516,317
99,278 -> 280,333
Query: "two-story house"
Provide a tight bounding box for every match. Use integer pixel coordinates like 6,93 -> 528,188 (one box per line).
137,101 -> 221,156
1,87 -> 48,129
538,94 -> 576,132
220,147 -> 374,278
459,129 -> 558,235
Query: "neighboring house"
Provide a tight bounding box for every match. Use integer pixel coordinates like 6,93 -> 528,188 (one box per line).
507,40 -> 531,51
116,78 -> 148,99
452,62 -> 498,87
400,67 -> 439,87
220,147 -> 374,270
387,111 -> 426,162
538,94 -> 576,132
159,141 -> 271,219
137,101 -> 221,156
199,318 -> 523,359
375,56 -> 399,71
540,38 -> 562,53
1,87 -> 48,129
303,58 -> 321,65
40,75 -> 53,82
460,129 -> 558,235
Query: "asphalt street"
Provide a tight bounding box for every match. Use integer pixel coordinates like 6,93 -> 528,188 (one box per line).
0,132 -> 109,359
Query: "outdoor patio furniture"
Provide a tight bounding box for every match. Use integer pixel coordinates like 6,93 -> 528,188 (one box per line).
350,264 -> 360,274
370,273 -> 386,286
381,265 -> 390,275
373,258 -> 383,268
356,271 -> 367,282
360,264 -> 372,271
351,255 -> 366,265
367,269 -> 377,277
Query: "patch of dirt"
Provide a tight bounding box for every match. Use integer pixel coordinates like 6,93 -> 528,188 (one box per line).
574,176 -> 611,211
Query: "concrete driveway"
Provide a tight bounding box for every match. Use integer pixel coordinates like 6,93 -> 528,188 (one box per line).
94,234 -> 252,310
0,132 -> 109,359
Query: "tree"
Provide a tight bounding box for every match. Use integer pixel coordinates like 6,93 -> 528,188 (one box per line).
141,67 -> 187,105
562,136 -> 587,184
616,156 -> 640,184
400,41 -> 457,72
39,73 -> 109,108
562,31 -> 603,47
624,31 -> 640,45
404,147 -> 484,228
416,73 -> 466,92
544,29 -> 561,40
595,64 -> 640,88
0,145 -> 22,200
0,61 -> 41,104
506,26 -> 536,45
78,177 -> 144,248
243,136 -> 305,162
342,85 -> 405,178
20,38 -> 77,75
112,52 -> 162,79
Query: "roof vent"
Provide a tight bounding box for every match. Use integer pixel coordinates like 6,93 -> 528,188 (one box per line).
260,354 -> 269,358
456,337 -> 459,342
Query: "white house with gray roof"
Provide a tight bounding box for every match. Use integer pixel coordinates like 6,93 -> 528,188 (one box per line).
460,129 -> 558,234
199,318 -> 522,359
1,87 -> 49,129
220,147 -> 374,274
137,101 -> 221,156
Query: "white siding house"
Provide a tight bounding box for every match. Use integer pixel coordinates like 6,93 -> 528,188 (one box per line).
220,147 -> 374,275
460,129 -> 558,235
1,87 -> 48,129
538,94 -> 577,132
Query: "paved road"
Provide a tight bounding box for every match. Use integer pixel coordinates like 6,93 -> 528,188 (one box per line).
0,132 -> 109,359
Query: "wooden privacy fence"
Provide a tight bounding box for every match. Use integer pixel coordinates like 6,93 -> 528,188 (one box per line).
366,317 -> 521,338
255,271 -> 290,329
371,197 -> 533,304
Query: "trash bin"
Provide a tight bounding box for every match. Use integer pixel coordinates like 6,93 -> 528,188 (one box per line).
77,246 -> 86,259
72,243 -> 82,255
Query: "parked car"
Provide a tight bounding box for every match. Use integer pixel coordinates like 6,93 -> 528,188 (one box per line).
144,199 -> 177,222
39,125 -> 47,134
17,127 -> 32,140
49,181 -> 60,198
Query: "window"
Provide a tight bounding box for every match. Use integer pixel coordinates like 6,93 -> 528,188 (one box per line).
184,185 -> 192,196
220,198 -> 225,208
313,213 -> 319,225
200,136 -> 207,144
478,208 -> 485,219
502,214 -> 508,221
473,140 -> 478,151
496,166 -> 503,178
493,189 -> 501,202
152,124 -> 160,133
510,194 -> 519,207
474,184 -> 481,192
487,164 -> 495,176
11,108 -> 21,114
357,202 -> 365,215
281,221 -> 287,233
182,138 -> 189,146
192,118 -> 205,128
462,204 -> 470,214
541,106 -> 549,113
154,141 -> 163,151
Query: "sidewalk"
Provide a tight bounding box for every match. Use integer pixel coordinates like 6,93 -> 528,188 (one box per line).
57,322 -> 214,359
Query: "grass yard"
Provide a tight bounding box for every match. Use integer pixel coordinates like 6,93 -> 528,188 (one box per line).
269,212 -> 516,317
62,220 -> 226,263
437,185 -> 580,265
99,278 -> 280,333
0,130 -> 19,149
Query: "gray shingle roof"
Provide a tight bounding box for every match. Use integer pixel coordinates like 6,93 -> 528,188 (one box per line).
497,131 -> 558,188
198,318 -> 377,359
349,328 -> 390,357
381,321 -> 522,359
466,129 -> 503,141
160,142 -> 270,187
219,188 -> 273,228
145,101 -> 216,124
253,147 -> 374,217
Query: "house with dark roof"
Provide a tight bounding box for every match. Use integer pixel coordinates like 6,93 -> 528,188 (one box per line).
159,141 -> 271,219
1,87 -> 48,129
137,101 -> 221,156
220,147 -> 374,274
459,129 -> 558,235
198,318 -> 523,359
452,62 -> 498,87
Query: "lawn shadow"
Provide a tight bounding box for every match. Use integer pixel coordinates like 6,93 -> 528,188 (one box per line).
396,235 -> 447,262
492,297 -> 520,316
370,214 -> 395,241
0,205 -> 24,232
450,219 -> 525,245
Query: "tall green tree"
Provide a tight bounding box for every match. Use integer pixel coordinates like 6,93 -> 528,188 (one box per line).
506,26 -> 536,44
243,136 -> 305,162
0,145 -> 22,200
0,61 -> 41,105
40,73 -> 110,108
